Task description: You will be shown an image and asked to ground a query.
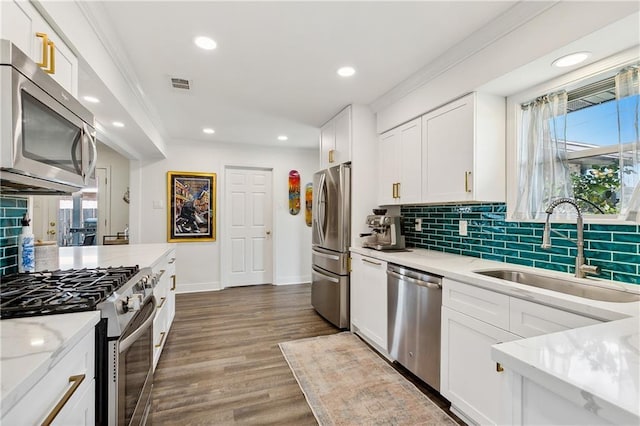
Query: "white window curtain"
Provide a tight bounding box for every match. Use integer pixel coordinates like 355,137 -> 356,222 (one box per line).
616,65 -> 640,222
514,91 -> 572,220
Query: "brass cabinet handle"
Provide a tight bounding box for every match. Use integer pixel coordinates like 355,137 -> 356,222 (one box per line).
155,331 -> 167,348
41,374 -> 85,426
157,297 -> 166,309
329,149 -> 335,163
36,32 -> 49,68
396,182 -> 401,199
496,362 -> 504,372
171,274 -> 176,291
35,33 -> 55,74
168,257 -> 176,264
46,39 -> 55,74
464,171 -> 472,193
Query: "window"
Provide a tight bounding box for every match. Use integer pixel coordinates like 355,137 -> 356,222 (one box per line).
564,77 -> 637,214
508,58 -> 640,222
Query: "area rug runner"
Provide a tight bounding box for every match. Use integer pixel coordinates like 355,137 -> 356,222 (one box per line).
279,332 -> 457,425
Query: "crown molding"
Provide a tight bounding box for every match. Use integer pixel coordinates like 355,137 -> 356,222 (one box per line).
75,0 -> 168,143
369,1 -> 559,113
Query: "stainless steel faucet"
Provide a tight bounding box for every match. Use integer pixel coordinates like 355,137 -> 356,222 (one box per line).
541,198 -> 600,279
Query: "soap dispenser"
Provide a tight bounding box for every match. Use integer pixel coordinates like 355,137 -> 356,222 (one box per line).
18,213 -> 35,273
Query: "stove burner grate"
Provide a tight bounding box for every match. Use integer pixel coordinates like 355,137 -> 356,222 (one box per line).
0,265 -> 140,319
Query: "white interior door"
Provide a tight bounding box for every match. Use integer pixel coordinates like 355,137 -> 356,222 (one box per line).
31,196 -> 60,242
224,167 -> 273,287
96,167 -> 111,245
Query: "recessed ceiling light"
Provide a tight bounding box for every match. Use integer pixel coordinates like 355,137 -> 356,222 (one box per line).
83,96 -> 100,103
552,52 -> 591,68
194,36 -> 217,50
277,135 -> 288,141
203,128 -> 215,134
337,66 -> 356,77
112,121 -> 125,128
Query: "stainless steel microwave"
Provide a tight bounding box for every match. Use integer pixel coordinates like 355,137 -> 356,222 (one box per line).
0,39 -> 97,195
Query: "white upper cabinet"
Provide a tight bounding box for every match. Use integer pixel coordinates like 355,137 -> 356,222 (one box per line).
378,117 -> 422,205
1,0 -> 78,95
320,106 -> 352,169
422,93 -> 505,203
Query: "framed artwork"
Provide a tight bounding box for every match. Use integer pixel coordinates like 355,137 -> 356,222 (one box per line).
167,171 -> 216,242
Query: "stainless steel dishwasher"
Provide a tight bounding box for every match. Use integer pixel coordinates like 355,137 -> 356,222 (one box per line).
387,263 -> 442,391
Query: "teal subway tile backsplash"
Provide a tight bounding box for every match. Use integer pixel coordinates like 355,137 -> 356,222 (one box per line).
401,203 -> 640,285
0,196 -> 28,276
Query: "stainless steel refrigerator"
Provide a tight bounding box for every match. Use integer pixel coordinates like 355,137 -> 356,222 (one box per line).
311,163 -> 350,329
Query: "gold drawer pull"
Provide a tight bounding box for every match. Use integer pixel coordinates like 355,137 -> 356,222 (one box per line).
155,331 -> 167,348
168,257 -> 176,264
41,374 -> 85,426
171,274 -> 176,291
496,362 -> 504,372
328,149 -> 335,163
157,297 -> 166,309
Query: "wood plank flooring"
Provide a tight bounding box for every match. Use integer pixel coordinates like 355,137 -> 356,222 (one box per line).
151,283 -> 462,425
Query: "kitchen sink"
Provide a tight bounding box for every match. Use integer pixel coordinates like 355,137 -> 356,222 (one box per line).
474,269 -> 640,303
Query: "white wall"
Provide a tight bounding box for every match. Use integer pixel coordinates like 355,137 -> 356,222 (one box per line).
129,140 -> 318,292
96,143 -> 130,235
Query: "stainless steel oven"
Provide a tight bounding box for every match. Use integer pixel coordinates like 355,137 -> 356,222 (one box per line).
0,39 -> 97,195
108,295 -> 156,426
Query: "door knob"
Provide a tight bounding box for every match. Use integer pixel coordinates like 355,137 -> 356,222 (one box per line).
266,231 -> 271,236
47,230 -> 56,235
49,222 -> 56,226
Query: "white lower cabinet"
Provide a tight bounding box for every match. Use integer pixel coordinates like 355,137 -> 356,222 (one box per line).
2,327 -> 95,425
441,277 -> 604,425
509,297 -> 601,338
152,249 -> 177,371
441,306 -> 519,425
350,252 -> 388,354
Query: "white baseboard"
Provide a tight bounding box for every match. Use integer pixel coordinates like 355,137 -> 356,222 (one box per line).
175,281 -> 221,294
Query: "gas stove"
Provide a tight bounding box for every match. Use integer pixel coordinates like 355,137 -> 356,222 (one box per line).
0,266 -> 144,320
1,265 -> 158,425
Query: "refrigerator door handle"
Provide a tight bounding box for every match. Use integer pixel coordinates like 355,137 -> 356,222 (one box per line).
312,250 -> 340,261
313,172 -> 327,246
312,266 -> 340,283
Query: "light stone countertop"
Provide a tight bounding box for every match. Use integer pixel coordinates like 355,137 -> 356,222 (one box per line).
0,311 -> 100,415
350,246 -> 640,423
0,243 -> 177,416
59,243 -> 177,270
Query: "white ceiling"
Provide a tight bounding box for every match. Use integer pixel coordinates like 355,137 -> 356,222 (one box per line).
79,1 -> 518,151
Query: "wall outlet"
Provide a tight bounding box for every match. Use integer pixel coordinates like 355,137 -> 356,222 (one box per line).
415,218 -> 422,231
459,220 -> 468,236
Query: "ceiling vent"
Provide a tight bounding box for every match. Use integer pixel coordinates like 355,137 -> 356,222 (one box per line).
170,77 -> 191,90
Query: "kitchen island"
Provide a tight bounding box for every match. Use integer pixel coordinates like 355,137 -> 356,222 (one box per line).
350,246 -> 640,425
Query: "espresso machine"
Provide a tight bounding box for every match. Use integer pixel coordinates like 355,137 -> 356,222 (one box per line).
361,213 -> 406,251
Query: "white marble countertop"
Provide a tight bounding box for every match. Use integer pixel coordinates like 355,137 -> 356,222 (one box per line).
59,243 -> 176,270
0,311 -> 100,414
350,246 -> 640,421
492,317 -> 640,423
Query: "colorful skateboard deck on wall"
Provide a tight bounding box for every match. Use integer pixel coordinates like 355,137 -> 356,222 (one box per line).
305,183 -> 312,226
289,170 -> 301,215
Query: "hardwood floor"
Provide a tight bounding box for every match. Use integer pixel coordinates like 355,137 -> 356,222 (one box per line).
151,283 -> 463,425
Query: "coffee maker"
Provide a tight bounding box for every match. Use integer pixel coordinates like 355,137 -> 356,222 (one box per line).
361,213 -> 406,251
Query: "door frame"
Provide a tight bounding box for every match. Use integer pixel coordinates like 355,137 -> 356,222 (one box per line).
221,165 -> 275,289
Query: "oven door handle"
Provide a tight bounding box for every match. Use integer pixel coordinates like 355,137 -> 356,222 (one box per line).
119,296 -> 157,353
